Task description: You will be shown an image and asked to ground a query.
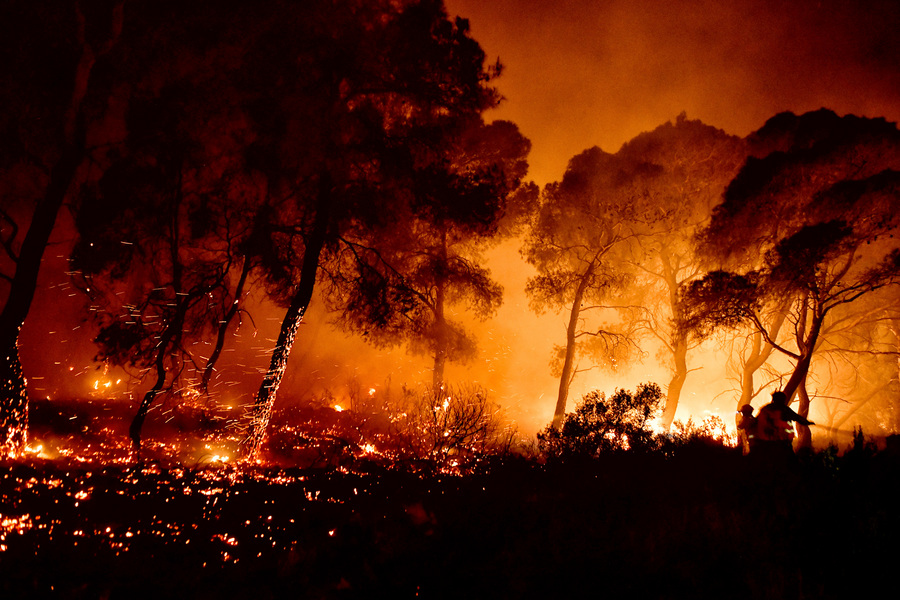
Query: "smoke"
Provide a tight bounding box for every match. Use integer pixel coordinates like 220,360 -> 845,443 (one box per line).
17,0 -> 900,441
446,0 -> 900,186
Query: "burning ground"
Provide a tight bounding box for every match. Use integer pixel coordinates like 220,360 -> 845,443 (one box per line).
1,399 -> 899,599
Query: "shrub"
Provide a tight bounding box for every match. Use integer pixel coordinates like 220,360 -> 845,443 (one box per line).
538,382 -> 664,459
388,383 -> 519,473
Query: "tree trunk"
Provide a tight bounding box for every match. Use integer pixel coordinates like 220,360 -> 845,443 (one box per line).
737,332 -> 764,414
128,297 -> 189,454
734,310 -> 786,422
432,317 -> 447,392
0,1 -> 122,455
0,335 -> 27,454
241,178 -> 332,459
551,265 -> 593,429
432,232 -> 448,392
659,249 -> 695,430
782,313 -> 822,402
795,379 -> 812,449
128,341 -> 171,454
660,334 -> 688,429
0,128 -> 85,454
200,256 -> 251,394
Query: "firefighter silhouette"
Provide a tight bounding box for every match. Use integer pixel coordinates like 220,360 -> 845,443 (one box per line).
736,404 -> 758,455
755,390 -> 814,458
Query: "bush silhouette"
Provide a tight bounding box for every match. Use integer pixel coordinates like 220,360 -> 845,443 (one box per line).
539,382 -> 664,458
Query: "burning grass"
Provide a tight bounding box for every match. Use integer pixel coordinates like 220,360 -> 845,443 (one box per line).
2,442 -> 899,599
2,394 -> 898,598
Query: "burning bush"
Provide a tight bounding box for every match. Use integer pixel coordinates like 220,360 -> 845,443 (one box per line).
388,384 -> 520,473
538,382 -> 664,458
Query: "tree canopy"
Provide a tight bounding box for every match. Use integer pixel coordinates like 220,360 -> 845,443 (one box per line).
328,118 -> 533,389
525,115 -> 744,428
681,109 -> 900,446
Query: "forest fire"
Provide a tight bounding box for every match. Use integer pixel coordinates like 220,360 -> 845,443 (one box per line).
2,0 -> 900,596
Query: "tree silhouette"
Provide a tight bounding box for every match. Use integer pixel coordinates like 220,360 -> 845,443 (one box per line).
606,115 -> 745,428
681,109 -> 900,447
0,0 -> 124,454
523,149 -> 646,428
71,103 -> 259,453
329,119 -> 533,390
60,0 -> 281,454
238,0 -> 504,458
525,116 -> 743,429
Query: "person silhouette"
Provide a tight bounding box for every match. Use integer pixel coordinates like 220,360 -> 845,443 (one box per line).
755,390 -> 814,460
736,404 -> 758,455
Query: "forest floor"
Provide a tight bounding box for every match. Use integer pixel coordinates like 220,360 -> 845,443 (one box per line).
2,438 -> 898,599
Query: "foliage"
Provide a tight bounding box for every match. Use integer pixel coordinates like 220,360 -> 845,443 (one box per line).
681,110 -> 900,427
326,119 -> 533,386
538,382 -> 664,458
239,0 -> 511,455
523,116 -> 745,426
664,415 -> 736,451
677,270 -> 763,339
389,383 -> 518,472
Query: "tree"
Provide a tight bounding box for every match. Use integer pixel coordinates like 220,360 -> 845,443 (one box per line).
0,0 -> 123,454
71,93 -> 260,453
523,149 -> 649,429
239,0 -> 504,458
538,382 -> 663,458
329,119 -> 533,390
61,0 -> 281,453
525,117 -> 744,429
681,109 -> 900,447
607,115 -> 745,428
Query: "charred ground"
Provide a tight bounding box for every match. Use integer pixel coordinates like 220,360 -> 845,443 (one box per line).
2,417 -> 897,599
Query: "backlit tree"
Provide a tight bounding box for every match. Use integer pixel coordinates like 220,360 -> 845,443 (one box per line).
681,110 -> 900,446
525,116 -> 743,429
239,0 -> 504,458
329,119 -> 533,390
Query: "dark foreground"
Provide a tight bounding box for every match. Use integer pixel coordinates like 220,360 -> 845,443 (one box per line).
1,445 -> 898,599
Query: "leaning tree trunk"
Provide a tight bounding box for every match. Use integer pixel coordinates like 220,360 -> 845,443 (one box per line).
660,334 -> 688,430
128,300 -> 188,454
795,379 -> 813,449
0,1 -> 121,455
782,311 -> 822,402
200,256 -> 251,394
551,266 -> 593,429
0,124 -> 85,454
241,181 -> 332,459
781,306 -> 822,450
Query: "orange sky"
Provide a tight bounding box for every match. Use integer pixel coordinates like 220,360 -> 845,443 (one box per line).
445,0 -> 900,186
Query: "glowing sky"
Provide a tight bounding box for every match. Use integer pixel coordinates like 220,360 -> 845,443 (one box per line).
445,0 -> 900,186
